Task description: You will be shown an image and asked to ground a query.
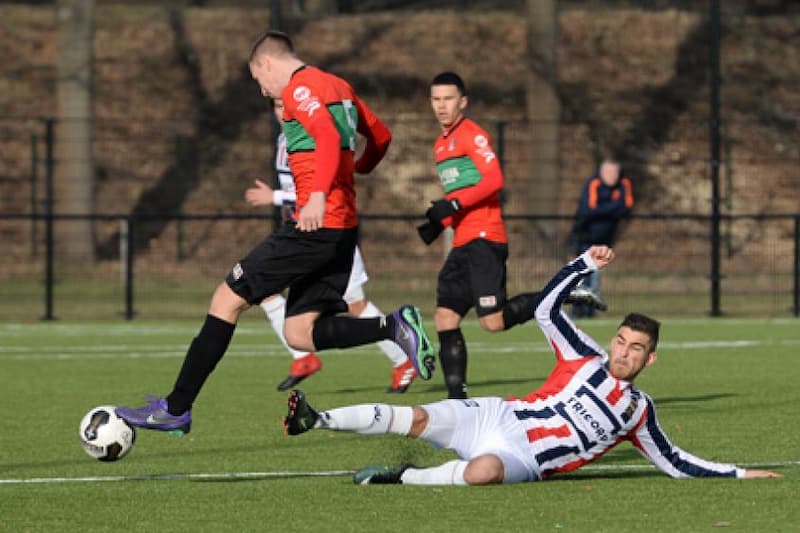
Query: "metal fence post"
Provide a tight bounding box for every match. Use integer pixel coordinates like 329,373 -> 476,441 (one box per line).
30,132 -> 39,258
120,216 -> 135,320
794,215 -> 799,318
43,117 -> 56,321
709,0 -> 722,317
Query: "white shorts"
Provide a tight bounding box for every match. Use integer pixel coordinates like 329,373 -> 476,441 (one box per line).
421,397 -> 539,483
343,246 -> 369,304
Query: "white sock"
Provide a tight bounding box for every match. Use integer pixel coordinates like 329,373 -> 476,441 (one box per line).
260,296 -> 310,360
401,460 -> 468,485
316,404 -> 413,435
358,301 -> 408,366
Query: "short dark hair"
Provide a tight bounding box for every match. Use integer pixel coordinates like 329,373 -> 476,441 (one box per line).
619,313 -> 660,352
431,71 -> 466,96
250,30 -> 294,63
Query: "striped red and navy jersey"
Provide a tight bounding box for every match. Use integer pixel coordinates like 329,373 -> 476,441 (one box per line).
432,117 -> 507,247
280,65 -> 391,228
506,251 -> 744,480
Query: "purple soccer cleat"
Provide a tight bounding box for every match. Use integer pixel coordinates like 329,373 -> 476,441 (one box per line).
115,396 -> 191,436
389,305 -> 435,381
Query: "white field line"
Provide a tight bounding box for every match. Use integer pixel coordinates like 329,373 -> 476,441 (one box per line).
2,338 -> 800,361
1,461 -> 797,486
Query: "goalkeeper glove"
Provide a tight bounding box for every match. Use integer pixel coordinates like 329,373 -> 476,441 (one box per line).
417,220 -> 444,245
425,198 -> 461,223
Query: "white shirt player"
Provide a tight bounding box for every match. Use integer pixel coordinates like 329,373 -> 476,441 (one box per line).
271,132 -> 368,303
420,251 -> 745,482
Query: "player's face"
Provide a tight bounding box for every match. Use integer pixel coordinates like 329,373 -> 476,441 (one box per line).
273,98 -> 285,122
599,161 -> 621,187
607,326 -> 656,381
430,84 -> 467,129
250,58 -> 281,99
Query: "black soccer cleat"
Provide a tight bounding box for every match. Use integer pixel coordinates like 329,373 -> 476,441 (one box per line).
352,463 -> 415,485
283,389 -> 319,436
566,287 -> 608,311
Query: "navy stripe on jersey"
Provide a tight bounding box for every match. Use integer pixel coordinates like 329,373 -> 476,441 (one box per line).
643,398 -> 737,478
537,257 -> 597,358
554,402 -> 593,451
536,445 -> 581,466
575,385 -> 622,433
514,407 -> 557,420
587,368 -> 606,388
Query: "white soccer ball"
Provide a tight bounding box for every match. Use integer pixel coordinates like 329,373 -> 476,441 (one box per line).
78,405 -> 136,462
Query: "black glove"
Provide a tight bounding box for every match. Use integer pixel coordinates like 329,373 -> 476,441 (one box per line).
425,198 -> 461,223
417,220 -> 444,245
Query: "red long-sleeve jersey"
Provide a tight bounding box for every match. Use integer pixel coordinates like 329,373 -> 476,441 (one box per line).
433,117 -> 507,247
280,65 -> 391,228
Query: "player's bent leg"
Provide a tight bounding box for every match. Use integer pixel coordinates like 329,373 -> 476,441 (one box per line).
284,390 -> 415,437
284,311 -> 321,353
351,298 -> 418,392
463,454 -> 505,485
478,310 -> 505,332
117,284 -> 246,436
208,281 -> 250,323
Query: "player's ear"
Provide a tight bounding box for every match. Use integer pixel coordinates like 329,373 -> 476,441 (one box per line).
459,95 -> 468,110
644,351 -> 657,368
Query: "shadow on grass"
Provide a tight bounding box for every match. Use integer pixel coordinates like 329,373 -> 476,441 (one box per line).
325,376 -> 543,395
652,393 -> 737,406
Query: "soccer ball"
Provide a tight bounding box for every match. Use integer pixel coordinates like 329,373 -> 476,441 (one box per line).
78,405 -> 136,462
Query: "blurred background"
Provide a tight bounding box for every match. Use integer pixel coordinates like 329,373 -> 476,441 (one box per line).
0,0 -> 798,321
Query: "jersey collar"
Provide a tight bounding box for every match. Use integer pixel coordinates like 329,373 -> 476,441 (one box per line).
441,116 -> 466,138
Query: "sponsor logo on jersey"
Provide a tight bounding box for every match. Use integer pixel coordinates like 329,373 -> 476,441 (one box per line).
474,134 -> 488,148
567,396 -> 610,442
293,86 -> 311,101
448,138 -> 456,151
439,166 -> 460,186
476,146 -> 496,164
293,85 -> 321,116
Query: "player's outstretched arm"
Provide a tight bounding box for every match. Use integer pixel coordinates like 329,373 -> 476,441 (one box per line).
744,469 -> 783,479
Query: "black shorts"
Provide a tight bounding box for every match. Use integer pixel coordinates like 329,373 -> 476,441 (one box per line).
225,223 -> 357,318
436,238 -> 508,318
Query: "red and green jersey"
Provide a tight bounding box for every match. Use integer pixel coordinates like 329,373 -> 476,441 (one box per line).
433,117 -> 507,247
281,66 -> 391,228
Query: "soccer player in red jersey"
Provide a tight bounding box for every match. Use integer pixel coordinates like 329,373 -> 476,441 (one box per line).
417,71 -> 602,399
284,245 -> 782,485
116,31 -> 434,434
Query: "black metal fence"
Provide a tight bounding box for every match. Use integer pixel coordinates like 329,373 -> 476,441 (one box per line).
1,211 -> 798,321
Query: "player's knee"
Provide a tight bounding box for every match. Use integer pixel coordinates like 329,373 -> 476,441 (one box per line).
346,299 -> 367,317
478,312 -> 504,332
434,307 -> 461,330
463,455 -> 505,485
408,406 -> 429,437
209,282 -> 249,322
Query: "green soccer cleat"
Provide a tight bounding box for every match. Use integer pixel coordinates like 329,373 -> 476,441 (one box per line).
352,464 -> 414,485
283,389 -> 319,436
390,305 -> 436,381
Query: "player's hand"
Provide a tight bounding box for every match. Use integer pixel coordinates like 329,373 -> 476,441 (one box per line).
417,220 -> 444,245
245,179 -> 274,207
744,469 -> 783,478
426,198 -> 461,223
587,245 -> 614,269
298,191 -> 326,231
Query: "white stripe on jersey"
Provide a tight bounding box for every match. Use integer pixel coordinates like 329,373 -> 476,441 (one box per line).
507,251 -> 742,480
275,133 -> 296,204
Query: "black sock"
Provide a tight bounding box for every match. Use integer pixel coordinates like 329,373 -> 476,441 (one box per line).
312,316 -> 390,351
438,328 -> 468,399
166,314 -> 235,415
501,292 -> 541,330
